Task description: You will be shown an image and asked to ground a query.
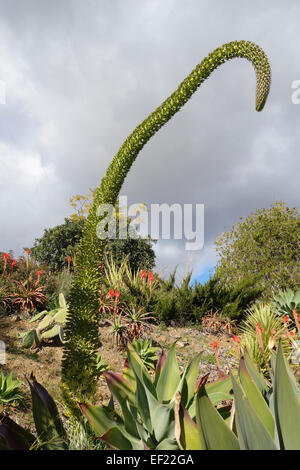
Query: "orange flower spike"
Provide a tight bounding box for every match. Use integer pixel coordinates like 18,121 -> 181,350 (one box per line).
115,290 -> 120,299
232,336 -> 240,358
210,341 -> 222,376
255,323 -> 265,354
282,315 -> 290,325
108,288 -> 115,298
210,341 -> 219,352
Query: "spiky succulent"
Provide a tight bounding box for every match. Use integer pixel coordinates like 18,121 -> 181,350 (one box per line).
61,40 -> 271,411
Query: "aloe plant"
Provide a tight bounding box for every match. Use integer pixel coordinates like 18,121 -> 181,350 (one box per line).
0,372 -> 25,407
132,337 -> 159,370
273,288 -> 300,324
80,343 -> 233,449
20,293 -> 68,349
175,342 -> 300,450
81,341 -> 300,450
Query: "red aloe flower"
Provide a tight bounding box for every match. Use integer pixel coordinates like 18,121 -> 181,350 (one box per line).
36,270 -> 43,284
3,253 -> 10,274
148,272 -> 154,285
67,256 -> 72,273
108,288 -> 115,299
232,335 -> 240,358
292,309 -> 300,335
282,315 -> 290,325
210,341 -> 223,377
115,289 -> 120,299
255,323 -> 264,354
25,249 -> 31,271
211,341 -> 219,352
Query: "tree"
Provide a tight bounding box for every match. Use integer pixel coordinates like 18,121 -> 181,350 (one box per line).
214,202 -> 300,298
31,218 -> 84,272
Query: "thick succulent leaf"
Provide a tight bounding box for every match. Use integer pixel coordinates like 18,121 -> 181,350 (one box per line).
0,415 -> 35,450
127,343 -> 156,397
58,293 -> 67,309
273,341 -> 300,450
174,353 -> 201,408
104,371 -> 135,405
123,359 -> 136,391
156,342 -> 181,403
30,310 -> 48,323
152,402 -> 174,443
100,426 -> 143,450
42,324 -> 60,339
58,326 -> 65,344
38,314 -> 55,331
195,384 -> 240,450
239,358 -> 275,438
28,375 -> 68,450
80,403 -> 124,436
22,329 -> 38,349
174,393 -> 205,450
243,348 -> 269,394
205,376 -> 233,407
231,374 -> 277,450
104,371 -> 139,438
53,308 -> 67,323
156,438 -> 179,450
154,348 -> 166,386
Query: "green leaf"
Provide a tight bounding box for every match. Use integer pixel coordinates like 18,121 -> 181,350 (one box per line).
156,342 -> 181,403
195,384 -> 240,450
273,341 -> 300,450
231,374 -> 277,450
80,403 -> 123,436
239,358 -> 275,438
28,376 -> 68,450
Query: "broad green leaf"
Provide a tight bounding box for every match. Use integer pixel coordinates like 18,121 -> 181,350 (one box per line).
231,374 -> 277,450
156,438 -> 179,450
154,348 -> 166,386
175,353 -> 201,408
273,341 -> 300,450
239,358 -> 275,438
100,426 -> 143,450
205,376 -> 233,406
127,343 -> 156,397
28,377 -> 68,450
243,348 -> 269,393
80,403 -> 123,436
104,371 -> 139,439
175,400 -> 205,450
42,325 -> 60,339
195,384 -> 240,450
156,342 -> 181,403
58,293 -> 67,309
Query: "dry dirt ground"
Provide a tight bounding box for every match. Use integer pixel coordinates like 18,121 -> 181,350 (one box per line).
0,313 -> 238,430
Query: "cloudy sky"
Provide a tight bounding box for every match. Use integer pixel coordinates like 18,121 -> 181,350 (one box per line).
0,0 -> 299,282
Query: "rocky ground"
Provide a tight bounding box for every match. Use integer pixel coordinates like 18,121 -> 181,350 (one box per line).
0,313 -> 239,430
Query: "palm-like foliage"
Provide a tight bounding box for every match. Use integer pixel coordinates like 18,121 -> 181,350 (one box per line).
239,303 -> 292,376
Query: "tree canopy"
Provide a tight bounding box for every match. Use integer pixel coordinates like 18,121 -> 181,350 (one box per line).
214,202 -> 300,298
